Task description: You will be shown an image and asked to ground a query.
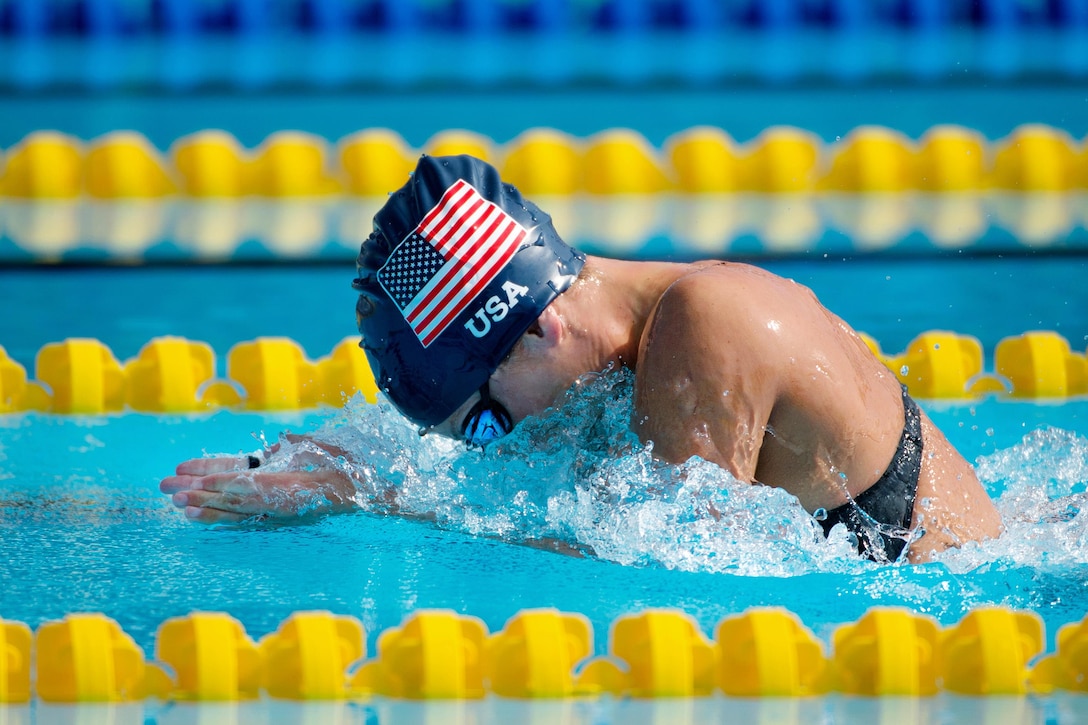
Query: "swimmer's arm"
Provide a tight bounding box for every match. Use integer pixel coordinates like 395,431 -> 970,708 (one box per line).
632,272 -> 780,483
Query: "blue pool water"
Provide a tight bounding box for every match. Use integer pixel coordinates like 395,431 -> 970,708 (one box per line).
2,253 -> 1086,373
2,248 -> 1087,669
2,380 -> 1087,648
1,84 -> 1087,152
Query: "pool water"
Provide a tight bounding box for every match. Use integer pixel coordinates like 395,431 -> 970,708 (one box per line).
2,249 -> 1088,662
2,253 -> 1086,372
2,373 -> 1087,648
0,194 -> 1086,725
2,84 -> 1087,152
1,11 -> 1088,721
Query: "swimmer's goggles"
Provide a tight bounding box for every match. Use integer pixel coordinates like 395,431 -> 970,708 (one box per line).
460,382 -> 513,447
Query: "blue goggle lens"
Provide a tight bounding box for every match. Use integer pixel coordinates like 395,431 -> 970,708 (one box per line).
463,408 -> 511,446
460,384 -> 513,447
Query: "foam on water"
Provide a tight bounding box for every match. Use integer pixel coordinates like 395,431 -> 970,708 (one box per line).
259,371 -> 1088,578
936,427 -> 1088,573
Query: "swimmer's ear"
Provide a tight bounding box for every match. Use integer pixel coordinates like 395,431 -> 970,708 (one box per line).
521,305 -> 563,352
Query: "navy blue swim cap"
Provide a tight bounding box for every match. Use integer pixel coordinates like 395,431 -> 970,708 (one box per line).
353,154 -> 586,428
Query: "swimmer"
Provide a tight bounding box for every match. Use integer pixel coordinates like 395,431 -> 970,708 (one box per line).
161,154 -> 1002,563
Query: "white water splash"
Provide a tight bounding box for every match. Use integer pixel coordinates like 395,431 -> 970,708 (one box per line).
936,427 -> 1088,573
262,373 -> 1088,578
257,371 -> 858,576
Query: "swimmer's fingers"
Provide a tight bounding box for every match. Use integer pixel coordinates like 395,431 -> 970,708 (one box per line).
175,456 -> 254,476
160,474 -> 200,494
187,470 -> 357,515
162,455 -> 263,494
172,489 -> 268,517
191,470 -> 341,494
180,504 -> 251,525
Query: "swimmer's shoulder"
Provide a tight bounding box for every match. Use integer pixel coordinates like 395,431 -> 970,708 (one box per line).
633,262 -> 786,468
636,260 -> 812,370
637,262 -> 756,359
645,261 -> 791,326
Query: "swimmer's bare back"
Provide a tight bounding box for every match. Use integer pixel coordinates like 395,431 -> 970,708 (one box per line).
633,262 -> 1002,562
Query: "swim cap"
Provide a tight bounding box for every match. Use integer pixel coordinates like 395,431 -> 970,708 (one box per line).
353,154 -> 585,428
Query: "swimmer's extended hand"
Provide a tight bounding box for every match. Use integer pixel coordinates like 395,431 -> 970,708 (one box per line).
160,455 -> 359,524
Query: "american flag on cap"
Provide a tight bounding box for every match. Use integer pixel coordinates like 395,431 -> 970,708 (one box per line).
378,179 -> 529,348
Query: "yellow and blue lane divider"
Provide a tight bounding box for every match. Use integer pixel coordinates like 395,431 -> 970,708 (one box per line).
2,606 -> 1088,702
0,336 -> 378,415
0,124 -> 1086,199
0,329 -> 1086,416
2,124 -> 1084,263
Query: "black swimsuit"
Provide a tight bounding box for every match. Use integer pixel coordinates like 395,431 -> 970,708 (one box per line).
818,385 -> 923,563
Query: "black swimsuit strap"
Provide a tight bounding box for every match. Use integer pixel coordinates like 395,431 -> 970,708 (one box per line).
819,385 -> 924,562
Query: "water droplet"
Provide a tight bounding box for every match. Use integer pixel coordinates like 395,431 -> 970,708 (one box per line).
900,365 -> 910,376
813,507 -> 828,521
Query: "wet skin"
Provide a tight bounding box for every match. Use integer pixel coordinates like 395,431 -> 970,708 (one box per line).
629,263 -> 1001,561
